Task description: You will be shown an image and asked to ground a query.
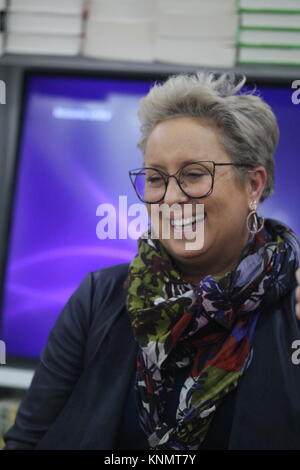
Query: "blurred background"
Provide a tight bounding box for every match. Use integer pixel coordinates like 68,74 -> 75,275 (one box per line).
0,0 -> 300,447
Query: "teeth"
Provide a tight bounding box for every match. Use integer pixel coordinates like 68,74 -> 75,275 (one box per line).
171,214 -> 204,227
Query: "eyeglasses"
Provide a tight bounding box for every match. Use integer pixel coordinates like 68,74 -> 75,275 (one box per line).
129,160 -> 253,204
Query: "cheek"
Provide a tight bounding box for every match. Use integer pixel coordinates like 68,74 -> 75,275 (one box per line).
206,189 -> 248,226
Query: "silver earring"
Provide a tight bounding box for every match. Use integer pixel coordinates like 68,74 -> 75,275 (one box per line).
246,200 -> 264,234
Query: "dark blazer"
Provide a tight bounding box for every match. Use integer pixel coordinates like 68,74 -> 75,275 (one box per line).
3,263 -> 300,450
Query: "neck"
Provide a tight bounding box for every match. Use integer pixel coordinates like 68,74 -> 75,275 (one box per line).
173,231 -> 250,285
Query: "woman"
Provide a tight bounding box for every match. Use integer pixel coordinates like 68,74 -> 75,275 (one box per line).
3,72 -> 300,450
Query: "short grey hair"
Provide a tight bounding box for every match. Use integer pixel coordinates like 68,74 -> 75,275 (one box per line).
137,72 -> 279,202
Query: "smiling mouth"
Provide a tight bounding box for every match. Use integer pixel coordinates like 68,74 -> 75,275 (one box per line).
170,213 -> 206,228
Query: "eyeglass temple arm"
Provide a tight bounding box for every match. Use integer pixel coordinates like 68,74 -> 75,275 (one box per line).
214,163 -> 253,168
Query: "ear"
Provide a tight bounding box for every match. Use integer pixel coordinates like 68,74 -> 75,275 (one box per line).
246,166 -> 268,203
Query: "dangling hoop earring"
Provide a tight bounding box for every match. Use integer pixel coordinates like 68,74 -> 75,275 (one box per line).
246,200 -> 264,234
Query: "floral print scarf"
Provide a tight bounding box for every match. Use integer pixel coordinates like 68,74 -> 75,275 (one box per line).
125,218 -> 300,450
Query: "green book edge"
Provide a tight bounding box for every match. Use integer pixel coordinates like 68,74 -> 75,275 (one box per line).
235,1 -> 300,65
238,9 -> 300,14
235,0 -> 241,65
239,25 -> 300,31
237,43 -> 300,49
236,59 -> 300,66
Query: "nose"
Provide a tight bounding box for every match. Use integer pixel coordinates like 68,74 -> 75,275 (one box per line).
162,176 -> 189,206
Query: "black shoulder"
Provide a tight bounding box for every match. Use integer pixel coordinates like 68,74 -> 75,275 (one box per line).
87,263 -> 130,326
91,262 -> 130,287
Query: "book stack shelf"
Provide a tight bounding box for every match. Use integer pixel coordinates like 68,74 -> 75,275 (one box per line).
83,0 -> 238,67
154,0 -> 237,67
83,0 -> 154,62
236,0 -> 300,66
3,0 -> 85,56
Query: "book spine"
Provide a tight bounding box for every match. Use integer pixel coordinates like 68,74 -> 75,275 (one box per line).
237,58 -> 300,65
237,43 -> 300,49
236,2 -> 300,65
235,0 -> 241,65
239,25 -> 300,31
238,8 -> 300,14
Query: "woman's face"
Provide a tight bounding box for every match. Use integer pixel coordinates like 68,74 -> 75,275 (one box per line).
144,116 -> 266,277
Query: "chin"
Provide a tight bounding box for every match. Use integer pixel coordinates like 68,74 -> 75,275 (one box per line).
161,236 -> 207,261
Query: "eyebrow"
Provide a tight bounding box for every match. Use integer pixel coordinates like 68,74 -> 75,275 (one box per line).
144,159 -> 204,169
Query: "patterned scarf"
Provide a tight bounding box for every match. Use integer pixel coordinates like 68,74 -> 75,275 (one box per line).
124,218 -> 300,450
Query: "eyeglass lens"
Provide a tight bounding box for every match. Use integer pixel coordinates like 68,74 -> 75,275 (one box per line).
132,162 -> 214,202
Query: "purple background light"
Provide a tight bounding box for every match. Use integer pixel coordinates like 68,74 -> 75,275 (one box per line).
0,75 -> 299,359
1,75 -> 152,358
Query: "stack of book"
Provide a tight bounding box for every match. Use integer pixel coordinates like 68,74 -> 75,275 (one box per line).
236,0 -> 300,65
0,0 -> 6,57
4,0 -> 85,56
154,0 -> 237,67
83,0 -> 155,62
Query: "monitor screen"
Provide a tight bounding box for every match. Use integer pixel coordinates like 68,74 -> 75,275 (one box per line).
255,84 -> 300,233
0,73 -> 153,360
0,73 -> 299,361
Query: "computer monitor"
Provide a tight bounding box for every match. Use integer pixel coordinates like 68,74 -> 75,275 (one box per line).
0,71 -> 299,363
0,72 -> 153,362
